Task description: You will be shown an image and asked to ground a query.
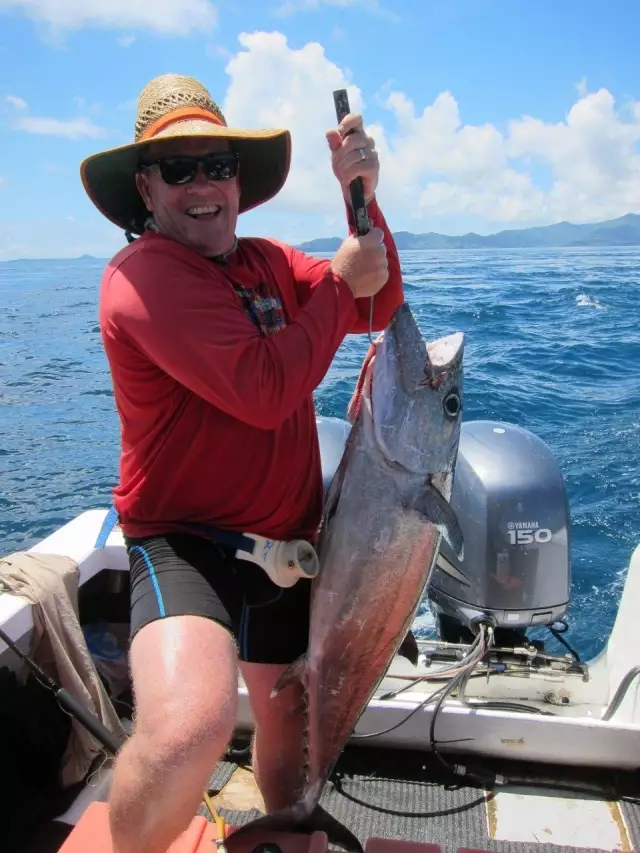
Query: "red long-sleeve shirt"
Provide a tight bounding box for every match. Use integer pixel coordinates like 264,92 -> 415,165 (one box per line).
99,197 -> 404,541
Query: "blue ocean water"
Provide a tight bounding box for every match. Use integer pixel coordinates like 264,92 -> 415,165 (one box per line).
1,248 -> 638,659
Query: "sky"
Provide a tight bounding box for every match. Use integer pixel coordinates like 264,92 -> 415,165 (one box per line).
0,0 -> 639,259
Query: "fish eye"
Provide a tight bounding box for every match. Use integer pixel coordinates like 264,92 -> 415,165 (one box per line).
443,391 -> 461,418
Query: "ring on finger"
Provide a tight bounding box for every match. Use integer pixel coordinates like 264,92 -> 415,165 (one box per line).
358,148 -> 367,161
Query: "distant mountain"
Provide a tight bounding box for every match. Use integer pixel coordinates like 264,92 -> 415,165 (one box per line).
0,254 -> 106,265
295,213 -> 640,252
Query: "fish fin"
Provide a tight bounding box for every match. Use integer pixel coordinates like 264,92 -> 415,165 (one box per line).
270,654 -> 307,698
225,804 -> 363,853
397,629 -> 420,666
302,803 -> 363,852
414,485 -> 464,559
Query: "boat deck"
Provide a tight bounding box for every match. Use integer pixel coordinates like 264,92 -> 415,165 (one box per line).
4,513 -> 640,852
14,734 -> 640,853
213,741 -> 640,853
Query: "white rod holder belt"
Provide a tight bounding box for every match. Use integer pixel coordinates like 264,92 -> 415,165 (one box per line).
236,534 -> 320,588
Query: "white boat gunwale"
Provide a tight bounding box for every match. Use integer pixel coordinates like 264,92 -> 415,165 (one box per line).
2,507 -> 640,773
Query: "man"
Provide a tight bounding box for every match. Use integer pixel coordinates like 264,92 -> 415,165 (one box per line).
80,73 -> 403,853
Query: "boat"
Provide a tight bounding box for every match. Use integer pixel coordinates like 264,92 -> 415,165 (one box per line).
1,415 -> 640,852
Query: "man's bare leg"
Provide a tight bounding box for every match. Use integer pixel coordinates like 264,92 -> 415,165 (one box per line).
240,662 -> 307,812
109,615 -> 238,853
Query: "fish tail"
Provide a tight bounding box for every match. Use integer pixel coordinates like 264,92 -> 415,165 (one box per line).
306,803 -> 363,852
224,804 -> 363,852
255,659 -> 361,849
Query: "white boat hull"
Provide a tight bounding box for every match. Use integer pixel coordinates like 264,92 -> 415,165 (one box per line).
2,507 -> 640,773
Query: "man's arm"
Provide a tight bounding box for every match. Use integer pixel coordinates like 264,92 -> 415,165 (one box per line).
278,195 -> 404,333
281,105 -> 405,333
344,195 -> 403,332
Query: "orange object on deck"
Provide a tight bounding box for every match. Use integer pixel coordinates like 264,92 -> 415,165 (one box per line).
57,802 -> 209,852
57,801 -> 330,853
365,839 -> 442,853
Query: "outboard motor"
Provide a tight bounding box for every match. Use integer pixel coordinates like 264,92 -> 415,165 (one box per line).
317,416 -> 351,494
427,420 -> 571,645
316,416 -> 571,648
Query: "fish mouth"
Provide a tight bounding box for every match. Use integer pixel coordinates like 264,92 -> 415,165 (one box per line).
386,303 -> 464,393
422,332 -> 465,388
370,310 -> 464,475
427,332 -> 465,370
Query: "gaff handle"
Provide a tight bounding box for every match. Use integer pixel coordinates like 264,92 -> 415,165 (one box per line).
333,88 -> 371,236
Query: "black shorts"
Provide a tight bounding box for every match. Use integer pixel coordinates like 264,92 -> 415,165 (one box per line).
125,532 -> 311,665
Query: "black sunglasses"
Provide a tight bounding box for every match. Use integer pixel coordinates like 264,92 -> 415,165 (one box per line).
140,151 -> 239,185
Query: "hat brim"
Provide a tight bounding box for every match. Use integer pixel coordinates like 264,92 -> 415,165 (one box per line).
80,121 -> 291,234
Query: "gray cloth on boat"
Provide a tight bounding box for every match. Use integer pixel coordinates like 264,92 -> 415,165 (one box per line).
0,550 -> 127,787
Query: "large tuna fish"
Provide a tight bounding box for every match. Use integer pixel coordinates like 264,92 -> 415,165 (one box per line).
227,302 -> 464,851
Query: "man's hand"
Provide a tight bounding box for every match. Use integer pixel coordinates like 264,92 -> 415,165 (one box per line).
326,113 -> 379,205
330,228 -> 388,299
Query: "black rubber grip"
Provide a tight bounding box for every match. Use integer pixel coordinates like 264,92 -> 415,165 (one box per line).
333,89 -> 371,236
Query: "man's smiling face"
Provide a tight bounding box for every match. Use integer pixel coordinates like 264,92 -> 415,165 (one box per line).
135,136 -> 240,258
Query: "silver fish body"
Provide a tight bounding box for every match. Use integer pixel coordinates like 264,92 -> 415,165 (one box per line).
227,303 -> 464,851
301,302 -> 464,810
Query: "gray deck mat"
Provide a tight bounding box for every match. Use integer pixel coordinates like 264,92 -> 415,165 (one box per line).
16,742 -> 640,853
212,744 -> 640,853
621,797 -> 640,852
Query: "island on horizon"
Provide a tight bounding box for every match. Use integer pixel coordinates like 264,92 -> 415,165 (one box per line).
2,213 -> 640,264
294,212 -> 640,253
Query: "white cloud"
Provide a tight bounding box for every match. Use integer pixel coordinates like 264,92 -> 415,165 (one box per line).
6,93 -> 106,140
117,34 -> 136,47
0,0 -> 218,35
371,86 -> 640,225
503,88 -> 640,222
224,31 -> 364,214
11,115 -> 106,139
222,33 -> 640,229
5,94 -> 28,110
5,29 -> 636,259
367,90 -> 548,223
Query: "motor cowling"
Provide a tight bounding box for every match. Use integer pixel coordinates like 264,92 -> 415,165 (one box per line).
428,420 -> 571,635
316,416 -> 572,639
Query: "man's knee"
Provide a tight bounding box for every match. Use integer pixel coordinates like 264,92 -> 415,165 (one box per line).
133,692 -> 238,773
127,615 -> 239,770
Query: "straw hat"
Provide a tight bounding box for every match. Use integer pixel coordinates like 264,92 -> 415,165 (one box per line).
80,73 -> 291,235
